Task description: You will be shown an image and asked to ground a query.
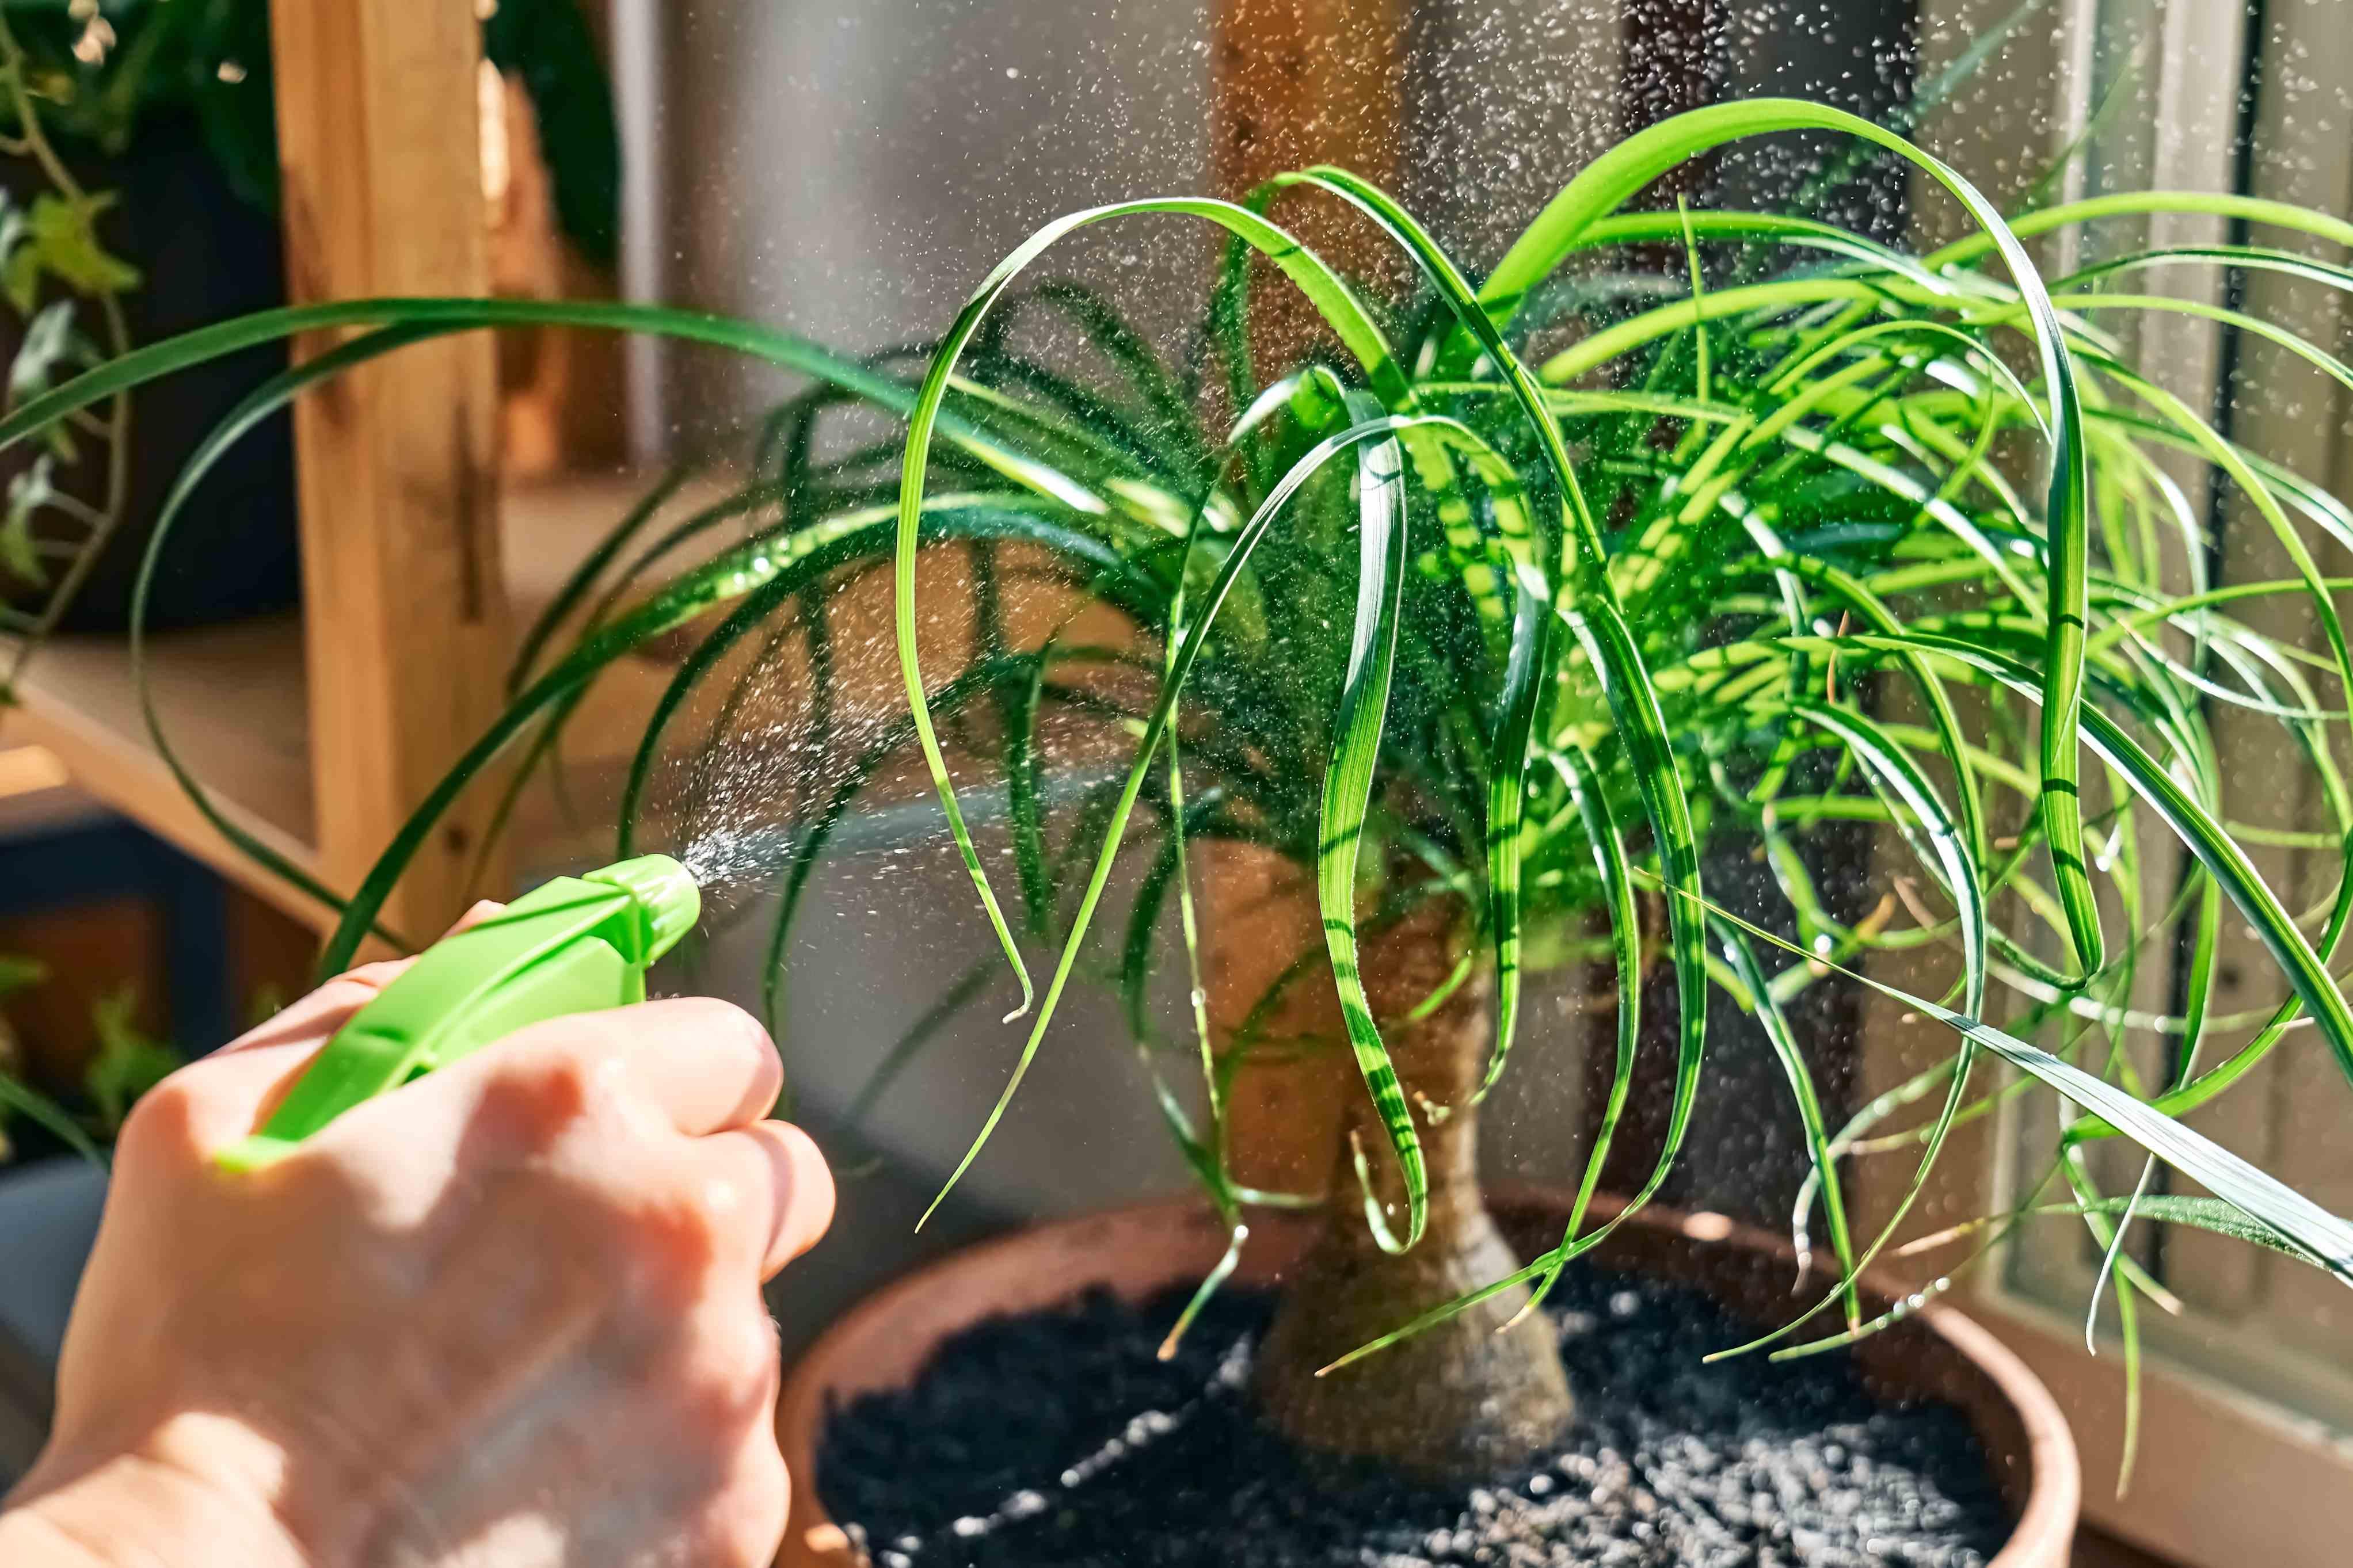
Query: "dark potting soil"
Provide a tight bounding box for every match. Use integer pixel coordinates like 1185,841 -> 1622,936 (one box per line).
816,1263 -> 2012,1568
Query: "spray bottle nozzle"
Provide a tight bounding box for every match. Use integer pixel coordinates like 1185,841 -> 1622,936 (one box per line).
216,855 -> 700,1172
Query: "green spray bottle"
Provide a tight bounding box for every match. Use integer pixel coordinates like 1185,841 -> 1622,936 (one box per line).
216,854 -> 702,1172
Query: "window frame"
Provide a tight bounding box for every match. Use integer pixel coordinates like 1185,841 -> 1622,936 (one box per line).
1870,3 -> 2353,1562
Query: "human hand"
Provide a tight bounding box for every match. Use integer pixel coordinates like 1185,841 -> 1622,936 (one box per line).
0,924 -> 834,1568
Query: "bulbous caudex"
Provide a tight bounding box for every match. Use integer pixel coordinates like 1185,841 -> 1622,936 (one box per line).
1207,858 -> 1572,1481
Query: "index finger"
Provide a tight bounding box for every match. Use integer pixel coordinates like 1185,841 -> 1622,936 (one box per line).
423,996 -> 785,1142
355,1001 -> 781,1161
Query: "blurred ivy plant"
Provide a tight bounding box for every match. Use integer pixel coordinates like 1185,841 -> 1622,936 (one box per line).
0,956 -> 174,1164
0,0 -> 618,684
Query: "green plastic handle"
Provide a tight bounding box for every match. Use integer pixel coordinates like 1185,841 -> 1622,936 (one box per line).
216,855 -> 700,1172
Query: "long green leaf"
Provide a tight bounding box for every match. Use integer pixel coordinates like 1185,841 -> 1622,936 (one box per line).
1476,583 -> 1549,1101
1312,388 -> 1423,1249
1715,922 -> 1860,1326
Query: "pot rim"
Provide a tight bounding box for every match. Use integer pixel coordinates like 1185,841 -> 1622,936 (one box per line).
775,1192 -> 2079,1568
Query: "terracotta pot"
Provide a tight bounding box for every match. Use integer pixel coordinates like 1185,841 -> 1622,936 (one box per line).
775,1190 -> 2079,1567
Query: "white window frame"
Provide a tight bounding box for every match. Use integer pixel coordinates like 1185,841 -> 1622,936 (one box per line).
1879,3 -> 2353,1564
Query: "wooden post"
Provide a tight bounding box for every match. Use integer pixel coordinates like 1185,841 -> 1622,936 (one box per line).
1211,0 -> 1410,371
269,0 -> 509,940
1206,0 -> 1412,1194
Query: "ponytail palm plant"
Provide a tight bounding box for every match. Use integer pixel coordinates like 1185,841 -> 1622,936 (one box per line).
8,98 -> 2353,1483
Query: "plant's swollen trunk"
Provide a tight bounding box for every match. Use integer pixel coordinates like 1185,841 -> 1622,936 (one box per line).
1251,911 -> 1573,1482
